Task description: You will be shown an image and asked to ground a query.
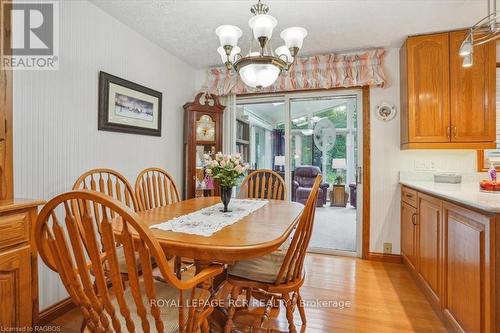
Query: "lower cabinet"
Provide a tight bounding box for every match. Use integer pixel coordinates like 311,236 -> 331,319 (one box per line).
417,193 -> 442,305
401,186 -> 496,333
0,202 -> 41,329
0,246 -> 32,328
442,202 -> 493,333
401,201 -> 418,269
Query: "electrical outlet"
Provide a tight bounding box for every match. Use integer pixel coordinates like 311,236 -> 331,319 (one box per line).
383,242 -> 392,254
414,159 -> 426,170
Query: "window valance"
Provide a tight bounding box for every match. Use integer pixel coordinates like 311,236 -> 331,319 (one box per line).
203,49 -> 387,96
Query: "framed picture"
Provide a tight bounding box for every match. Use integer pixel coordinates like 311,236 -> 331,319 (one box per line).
98,71 -> 162,136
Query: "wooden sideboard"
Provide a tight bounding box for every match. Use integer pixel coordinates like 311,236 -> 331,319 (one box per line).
0,200 -> 43,329
401,186 -> 497,332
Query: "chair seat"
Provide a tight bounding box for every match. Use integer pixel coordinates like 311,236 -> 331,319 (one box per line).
105,246 -> 142,274
229,251 -> 287,284
107,278 -> 209,333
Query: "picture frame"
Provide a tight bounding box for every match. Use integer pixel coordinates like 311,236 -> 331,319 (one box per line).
98,71 -> 162,136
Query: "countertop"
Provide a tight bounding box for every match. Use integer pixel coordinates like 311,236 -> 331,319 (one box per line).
0,198 -> 45,213
400,180 -> 500,213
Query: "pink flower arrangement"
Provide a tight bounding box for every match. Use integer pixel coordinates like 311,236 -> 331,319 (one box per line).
204,152 -> 248,188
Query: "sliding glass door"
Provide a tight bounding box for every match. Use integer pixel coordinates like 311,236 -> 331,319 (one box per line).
235,90 -> 362,256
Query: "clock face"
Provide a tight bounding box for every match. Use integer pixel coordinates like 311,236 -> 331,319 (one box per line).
196,115 -> 215,141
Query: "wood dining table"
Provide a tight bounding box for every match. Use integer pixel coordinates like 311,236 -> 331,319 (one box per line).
137,196 -> 304,264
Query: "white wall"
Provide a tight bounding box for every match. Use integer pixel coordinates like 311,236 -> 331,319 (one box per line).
369,48 -> 477,254
369,49 -> 404,254
13,0 -> 196,310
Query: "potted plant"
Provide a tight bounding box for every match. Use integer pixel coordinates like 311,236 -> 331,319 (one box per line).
204,152 -> 248,212
335,175 -> 344,185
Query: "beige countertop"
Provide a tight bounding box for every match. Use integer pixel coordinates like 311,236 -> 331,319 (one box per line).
400,180 -> 500,213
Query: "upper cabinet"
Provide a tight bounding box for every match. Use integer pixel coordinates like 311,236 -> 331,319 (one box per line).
400,30 -> 496,149
449,31 -> 496,143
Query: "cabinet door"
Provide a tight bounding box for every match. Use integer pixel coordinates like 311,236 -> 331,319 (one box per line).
407,33 -> 450,143
0,246 -> 32,328
418,193 -> 442,304
443,203 -> 492,333
401,201 -> 418,270
450,30 -> 496,143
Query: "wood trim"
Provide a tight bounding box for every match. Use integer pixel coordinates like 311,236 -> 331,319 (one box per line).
362,86 -> 371,259
37,297 -> 76,325
235,85 -> 373,98
0,0 -> 13,199
477,62 -> 500,172
367,252 -> 402,264
402,141 -> 496,150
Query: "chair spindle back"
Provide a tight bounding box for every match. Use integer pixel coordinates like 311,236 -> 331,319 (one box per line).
238,170 -> 286,200
275,175 -> 321,285
135,168 -> 180,211
73,168 -> 139,212
35,190 -> 213,333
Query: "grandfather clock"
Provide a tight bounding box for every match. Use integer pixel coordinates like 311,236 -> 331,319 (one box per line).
183,93 -> 225,199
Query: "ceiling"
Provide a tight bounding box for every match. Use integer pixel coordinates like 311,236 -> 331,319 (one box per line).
90,0 -> 487,69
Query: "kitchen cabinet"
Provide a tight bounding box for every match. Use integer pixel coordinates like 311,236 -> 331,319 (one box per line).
449,30 -> 496,143
417,193 -> 442,305
400,30 -> 496,149
401,33 -> 451,145
401,201 -> 418,270
442,202 -> 493,333
401,186 -> 496,332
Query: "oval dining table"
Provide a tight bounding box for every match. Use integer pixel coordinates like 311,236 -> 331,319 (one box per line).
136,196 -> 304,264
116,196 -> 304,331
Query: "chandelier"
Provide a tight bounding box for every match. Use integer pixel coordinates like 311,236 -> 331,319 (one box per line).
215,0 -> 307,89
459,0 -> 500,67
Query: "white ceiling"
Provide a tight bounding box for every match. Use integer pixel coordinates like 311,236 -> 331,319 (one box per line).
89,0 -> 488,69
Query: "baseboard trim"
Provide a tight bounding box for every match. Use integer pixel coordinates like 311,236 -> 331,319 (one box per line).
367,252 -> 402,264
38,297 -> 76,325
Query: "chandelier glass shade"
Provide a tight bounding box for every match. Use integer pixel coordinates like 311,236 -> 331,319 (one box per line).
215,0 -> 307,89
459,0 -> 500,67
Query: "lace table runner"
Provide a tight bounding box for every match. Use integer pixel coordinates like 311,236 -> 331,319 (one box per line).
150,199 -> 268,237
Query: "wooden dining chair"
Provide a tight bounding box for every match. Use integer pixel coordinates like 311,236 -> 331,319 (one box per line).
73,168 -> 142,277
135,167 -> 181,211
225,175 -> 321,333
238,169 -> 286,200
35,190 -> 223,333
73,168 -> 139,212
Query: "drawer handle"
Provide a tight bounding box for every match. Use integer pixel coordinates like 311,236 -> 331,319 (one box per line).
412,213 -> 418,225
405,193 -> 414,199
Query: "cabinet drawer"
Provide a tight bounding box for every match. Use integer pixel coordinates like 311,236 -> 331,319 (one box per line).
0,212 -> 30,249
402,186 -> 418,207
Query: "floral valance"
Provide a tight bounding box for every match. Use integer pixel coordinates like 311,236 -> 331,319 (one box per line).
203,49 -> 387,96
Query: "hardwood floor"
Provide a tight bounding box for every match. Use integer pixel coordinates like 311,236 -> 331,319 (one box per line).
48,254 -> 446,332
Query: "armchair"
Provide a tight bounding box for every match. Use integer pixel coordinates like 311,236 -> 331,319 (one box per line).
292,166 -> 329,206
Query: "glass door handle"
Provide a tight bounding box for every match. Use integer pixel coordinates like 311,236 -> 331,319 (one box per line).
356,166 -> 362,184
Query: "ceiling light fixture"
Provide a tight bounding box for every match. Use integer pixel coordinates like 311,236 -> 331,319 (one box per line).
215,0 -> 307,89
459,0 -> 500,67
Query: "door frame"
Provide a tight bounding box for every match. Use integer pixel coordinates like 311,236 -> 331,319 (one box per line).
236,86 -> 371,259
